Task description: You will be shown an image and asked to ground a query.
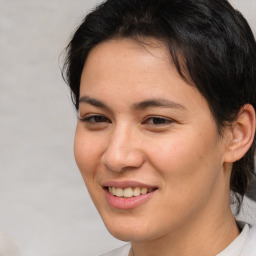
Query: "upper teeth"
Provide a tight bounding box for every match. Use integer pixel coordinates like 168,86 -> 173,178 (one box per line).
108,187 -> 153,198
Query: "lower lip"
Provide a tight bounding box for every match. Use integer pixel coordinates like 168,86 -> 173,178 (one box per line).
105,189 -> 156,209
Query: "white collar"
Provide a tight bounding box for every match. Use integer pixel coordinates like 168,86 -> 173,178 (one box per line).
217,222 -> 250,256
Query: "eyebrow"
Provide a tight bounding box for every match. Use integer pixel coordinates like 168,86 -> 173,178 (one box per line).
79,96 -> 110,110
79,96 -> 186,111
132,98 -> 186,111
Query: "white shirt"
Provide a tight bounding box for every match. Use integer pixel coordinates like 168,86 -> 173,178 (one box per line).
100,223 -> 256,256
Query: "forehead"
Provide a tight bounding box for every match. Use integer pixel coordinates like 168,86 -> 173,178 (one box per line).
83,38 -> 173,82
80,38 -> 207,113
82,38 -> 180,90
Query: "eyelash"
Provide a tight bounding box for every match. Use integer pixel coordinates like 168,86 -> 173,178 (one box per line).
143,116 -> 173,125
79,115 -> 110,123
80,114 -> 173,126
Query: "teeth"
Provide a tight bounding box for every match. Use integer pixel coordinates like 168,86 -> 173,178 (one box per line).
115,188 -> 124,197
148,188 -> 153,193
124,187 -> 133,198
141,187 -> 147,195
133,187 -> 141,196
108,186 -> 154,198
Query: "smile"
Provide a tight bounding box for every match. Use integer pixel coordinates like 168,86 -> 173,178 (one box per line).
108,186 -> 154,198
104,183 -> 158,209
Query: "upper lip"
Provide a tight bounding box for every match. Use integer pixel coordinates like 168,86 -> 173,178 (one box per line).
102,180 -> 158,189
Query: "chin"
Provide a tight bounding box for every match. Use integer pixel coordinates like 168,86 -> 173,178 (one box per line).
107,228 -> 149,242
108,229 -> 134,242
102,214 -> 158,242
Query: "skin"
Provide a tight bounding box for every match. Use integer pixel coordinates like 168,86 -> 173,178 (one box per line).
74,38 -> 241,256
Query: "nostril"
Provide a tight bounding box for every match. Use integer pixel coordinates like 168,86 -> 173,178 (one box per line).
102,149 -> 145,172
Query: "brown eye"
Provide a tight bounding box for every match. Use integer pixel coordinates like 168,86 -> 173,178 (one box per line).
144,116 -> 173,125
80,115 -> 110,123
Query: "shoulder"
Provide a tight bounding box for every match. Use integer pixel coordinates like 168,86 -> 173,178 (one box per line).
243,223 -> 256,255
99,243 -> 131,256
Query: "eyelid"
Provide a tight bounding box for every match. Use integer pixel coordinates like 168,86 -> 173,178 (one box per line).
79,114 -> 110,123
143,115 -> 174,125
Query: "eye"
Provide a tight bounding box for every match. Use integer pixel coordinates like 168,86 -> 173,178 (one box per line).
81,115 -> 108,123
79,114 -> 111,127
143,116 -> 173,125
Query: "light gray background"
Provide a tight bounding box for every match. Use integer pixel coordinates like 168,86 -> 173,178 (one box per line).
0,1 -> 255,255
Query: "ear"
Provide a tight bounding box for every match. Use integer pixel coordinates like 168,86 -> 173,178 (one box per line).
224,104 -> 256,163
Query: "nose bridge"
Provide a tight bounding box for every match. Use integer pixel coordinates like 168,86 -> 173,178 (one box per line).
102,121 -> 144,172
111,122 -> 132,150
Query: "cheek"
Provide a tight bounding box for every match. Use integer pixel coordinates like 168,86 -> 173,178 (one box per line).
148,129 -> 223,193
74,128 -> 103,177
144,133 -> 225,229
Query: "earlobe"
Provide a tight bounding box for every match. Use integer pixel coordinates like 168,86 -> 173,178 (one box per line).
224,104 -> 256,163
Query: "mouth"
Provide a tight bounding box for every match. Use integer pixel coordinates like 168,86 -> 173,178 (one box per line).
102,181 -> 158,209
106,186 -> 157,198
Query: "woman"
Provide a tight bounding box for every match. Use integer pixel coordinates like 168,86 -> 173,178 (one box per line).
62,0 -> 256,255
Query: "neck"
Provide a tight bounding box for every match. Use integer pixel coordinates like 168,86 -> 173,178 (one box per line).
131,204 -> 239,256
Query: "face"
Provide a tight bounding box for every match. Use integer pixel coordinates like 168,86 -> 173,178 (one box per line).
75,38 -> 231,242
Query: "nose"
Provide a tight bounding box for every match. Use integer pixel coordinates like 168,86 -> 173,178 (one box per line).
102,125 -> 145,172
